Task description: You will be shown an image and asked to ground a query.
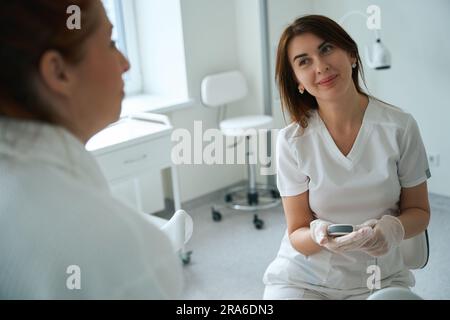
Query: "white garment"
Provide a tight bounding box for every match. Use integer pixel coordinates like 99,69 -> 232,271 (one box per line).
0,117 -> 183,299
264,97 -> 430,292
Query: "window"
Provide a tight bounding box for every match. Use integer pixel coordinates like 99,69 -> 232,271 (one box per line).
102,0 -> 142,95
102,0 -> 192,114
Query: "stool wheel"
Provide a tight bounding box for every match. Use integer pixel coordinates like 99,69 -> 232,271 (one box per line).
225,194 -> 233,203
271,190 -> 280,199
180,251 -> 193,265
212,208 -> 222,222
253,215 -> 264,230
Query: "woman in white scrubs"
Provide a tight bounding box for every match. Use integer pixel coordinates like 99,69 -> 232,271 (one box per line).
263,15 -> 431,299
0,0 -> 182,299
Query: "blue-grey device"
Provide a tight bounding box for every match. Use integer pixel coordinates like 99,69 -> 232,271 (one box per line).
327,224 -> 354,237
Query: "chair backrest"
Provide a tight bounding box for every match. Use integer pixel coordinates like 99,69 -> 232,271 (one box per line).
400,230 -> 429,270
143,210 -> 193,252
201,70 -> 248,107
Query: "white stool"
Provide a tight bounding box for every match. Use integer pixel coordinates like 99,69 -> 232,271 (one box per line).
201,70 -> 281,229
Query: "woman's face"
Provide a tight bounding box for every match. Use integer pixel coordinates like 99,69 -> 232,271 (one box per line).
69,1 -> 130,140
287,32 -> 356,101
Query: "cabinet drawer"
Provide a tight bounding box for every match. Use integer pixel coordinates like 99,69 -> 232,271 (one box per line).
94,135 -> 172,182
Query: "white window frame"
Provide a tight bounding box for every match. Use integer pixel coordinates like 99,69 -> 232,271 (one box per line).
103,0 -> 143,95
103,0 -> 193,115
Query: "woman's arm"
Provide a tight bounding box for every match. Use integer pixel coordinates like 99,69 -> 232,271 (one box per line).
397,181 -> 430,239
282,191 -> 323,256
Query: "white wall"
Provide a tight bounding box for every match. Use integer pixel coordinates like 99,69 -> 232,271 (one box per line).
232,0 -> 266,184
266,0 -> 450,197
168,0 -> 245,202
232,0 -> 264,118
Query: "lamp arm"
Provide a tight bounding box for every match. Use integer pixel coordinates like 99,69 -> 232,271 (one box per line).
338,10 -> 367,25
365,46 -> 374,69
339,11 -> 391,70
374,29 -> 381,40
339,10 -> 382,41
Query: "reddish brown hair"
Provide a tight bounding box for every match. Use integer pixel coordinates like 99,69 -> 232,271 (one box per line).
0,0 -> 99,123
276,15 -> 368,128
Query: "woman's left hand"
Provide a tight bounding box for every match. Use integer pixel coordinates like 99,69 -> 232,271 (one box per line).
356,215 -> 405,257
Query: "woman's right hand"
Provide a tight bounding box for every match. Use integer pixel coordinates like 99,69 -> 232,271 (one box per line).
309,219 -> 374,253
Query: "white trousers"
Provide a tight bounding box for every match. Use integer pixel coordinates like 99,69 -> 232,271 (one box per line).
263,284 -> 371,300
263,280 -> 411,300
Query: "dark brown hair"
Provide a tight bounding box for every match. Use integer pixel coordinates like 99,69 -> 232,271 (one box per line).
276,15 -> 368,128
0,0 -> 99,123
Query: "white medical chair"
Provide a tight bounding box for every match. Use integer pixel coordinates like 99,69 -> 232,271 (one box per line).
365,230 -> 430,300
201,70 -> 281,229
400,229 -> 429,270
144,210 -> 193,264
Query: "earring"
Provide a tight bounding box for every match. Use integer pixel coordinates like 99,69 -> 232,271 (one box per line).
352,62 -> 357,69
299,87 -> 304,94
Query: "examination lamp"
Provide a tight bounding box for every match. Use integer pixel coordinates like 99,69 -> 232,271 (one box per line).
339,11 -> 392,70
365,30 -> 391,70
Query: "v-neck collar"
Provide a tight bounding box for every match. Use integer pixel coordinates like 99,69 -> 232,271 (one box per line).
316,97 -> 374,170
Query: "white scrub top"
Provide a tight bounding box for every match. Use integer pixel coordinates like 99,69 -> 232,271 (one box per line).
264,97 -> 431,291
0,117 -> 182,299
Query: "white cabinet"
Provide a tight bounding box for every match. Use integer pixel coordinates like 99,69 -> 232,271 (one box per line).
86,113 -> 181,214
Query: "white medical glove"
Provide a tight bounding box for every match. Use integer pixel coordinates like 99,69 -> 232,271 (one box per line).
310,219 -> 374,253
357,215 -> 405,257
309,219 -> 331,246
